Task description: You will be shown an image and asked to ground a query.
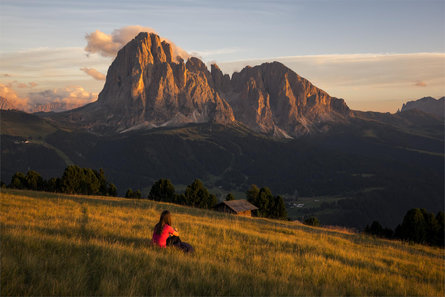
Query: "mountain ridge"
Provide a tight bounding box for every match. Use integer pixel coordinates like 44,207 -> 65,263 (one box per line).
399,96 -> 444,118
50,32 -> 350,137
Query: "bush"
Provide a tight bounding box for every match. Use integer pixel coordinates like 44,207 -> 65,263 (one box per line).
125,189 -> 141,199
364,221 -> 393,238
304,217 -> 320,227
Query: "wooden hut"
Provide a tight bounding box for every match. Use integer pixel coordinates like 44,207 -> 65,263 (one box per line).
214,199 -> 258,217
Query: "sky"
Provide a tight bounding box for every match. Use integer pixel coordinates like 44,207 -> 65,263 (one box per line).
1,0 -> 444,112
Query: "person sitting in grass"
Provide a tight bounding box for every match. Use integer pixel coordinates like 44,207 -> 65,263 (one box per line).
152,210 -> 194,253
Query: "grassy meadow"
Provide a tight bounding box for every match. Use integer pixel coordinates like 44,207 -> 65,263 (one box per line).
1,189 -> 444,296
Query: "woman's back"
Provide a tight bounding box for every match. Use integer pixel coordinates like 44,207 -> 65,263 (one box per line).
152,224 -> 175,247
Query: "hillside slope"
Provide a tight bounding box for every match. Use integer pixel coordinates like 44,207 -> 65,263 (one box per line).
1,190 -> 444,296
2,109 -> 443,229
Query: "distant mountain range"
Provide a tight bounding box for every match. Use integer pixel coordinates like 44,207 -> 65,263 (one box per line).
1,33 -> 443,229
399,96 -> 444,118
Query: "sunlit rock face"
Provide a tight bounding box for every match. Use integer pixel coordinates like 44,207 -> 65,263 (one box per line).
224,62 -> 351,137
60,33 -> 350,137
77,32 -> 235,131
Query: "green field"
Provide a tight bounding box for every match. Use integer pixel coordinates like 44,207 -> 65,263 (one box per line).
1,189 -> 444,296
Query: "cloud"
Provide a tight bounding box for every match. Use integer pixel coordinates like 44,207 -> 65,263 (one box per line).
190,47 -> 243,61
0,83 -> 29,110
84,25 -> 190,61
1,47 -> 108,94
414,81 -> 427,87
2,81 -> 38,89
0,83 -> 97,112
28,86 -> 97,107
3,74 -> 11,77
80,67 -> 106,80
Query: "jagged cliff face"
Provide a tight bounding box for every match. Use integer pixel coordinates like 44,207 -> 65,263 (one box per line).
61,32 -> 350,137
221,62 -> 350,137
400,96 -> 444,118
66,33 -> 235,132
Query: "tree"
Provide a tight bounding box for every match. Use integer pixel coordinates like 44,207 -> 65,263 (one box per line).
125,188 -> 141,199
149,179 -> 175,202
46,177 -> 61,192
246,184 -> 259,204
365,221 -> 384,236
422,209 -> 439,245
133,190 -> 142,199
10,172 -> 26,189
435,211 -> 444,246
225,193 -> 235,201
273,195 -> 287,219
246,185 -> 287,220
184,179 -> 216,209
25,170 -> 44,191
256,187 -> 273,217
209,194 -> 218,208
107,183 -> 117,197
304,217 -> 320,227
397,208 -> 427,243
125,188 -> 134,198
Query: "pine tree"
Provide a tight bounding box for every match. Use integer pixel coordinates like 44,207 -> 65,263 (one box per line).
149,179 -> 175,202
225,193 -> 235,201
184,179 -> 215,209
125,188 -> 134,198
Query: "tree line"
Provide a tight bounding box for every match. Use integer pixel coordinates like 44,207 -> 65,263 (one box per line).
6,166 -> 117,196
4,168 -> 287,220
364,208 -> 444,247
144,179 -> 287,220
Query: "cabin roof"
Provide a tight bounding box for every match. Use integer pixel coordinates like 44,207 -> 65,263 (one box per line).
216,199 -> 258,213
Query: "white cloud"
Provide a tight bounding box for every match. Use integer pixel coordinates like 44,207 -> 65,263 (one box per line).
0,83 -> 29,110
0,83 -> 97,112
28,86 -> 97,106
80,67 -> 106,80
84,25 -> 190,61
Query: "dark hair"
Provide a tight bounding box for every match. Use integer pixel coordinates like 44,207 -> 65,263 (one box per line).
154,210 -> 172,235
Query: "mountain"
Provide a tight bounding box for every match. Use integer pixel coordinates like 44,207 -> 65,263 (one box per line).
223,62 -> 350,137
1,32 -> 443,229
399,96 -> 444,118
54,33 -> 235,133
2,108 -> 443,228
30,101 -> 81,113
51,32 -> 349,137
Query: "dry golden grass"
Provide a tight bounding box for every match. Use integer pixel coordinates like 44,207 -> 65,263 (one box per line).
1,189 -> 444,296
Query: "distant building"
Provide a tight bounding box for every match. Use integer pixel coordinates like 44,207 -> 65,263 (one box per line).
214,199 -> 258,217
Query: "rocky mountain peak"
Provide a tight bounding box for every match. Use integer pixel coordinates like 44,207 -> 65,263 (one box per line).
58,32 -> 351,137
400,96 -> 444,118
225,61 -> 350,136
66,32 -> 235,132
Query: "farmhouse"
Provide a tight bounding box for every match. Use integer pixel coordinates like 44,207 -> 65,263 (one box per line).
214,199 -> 258,217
